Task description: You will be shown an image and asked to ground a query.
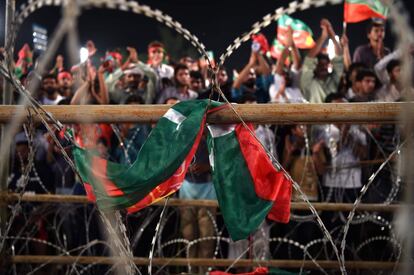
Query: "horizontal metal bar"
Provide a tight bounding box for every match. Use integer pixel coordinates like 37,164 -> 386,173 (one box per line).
0,102 -> 408,124
0,193 -> 401,212
7,255 -> 400,269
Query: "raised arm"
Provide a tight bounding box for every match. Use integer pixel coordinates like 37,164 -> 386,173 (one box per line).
232,52 -> 256,89
255,52 -> 271,76
341,34 -> 351,71
307,19 -> 329,58
91,65 -> 109,104
324,19 -> 343,56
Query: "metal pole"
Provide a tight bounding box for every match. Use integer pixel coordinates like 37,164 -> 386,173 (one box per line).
0,0 -> 15,253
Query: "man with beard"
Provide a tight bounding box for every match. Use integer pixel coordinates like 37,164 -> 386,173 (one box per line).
110,65 -> 148,104
300,19 -> 343,103
57,71 -> 74,100
156,64 -> 198,104
40,74 -> 64,105
232,48 -> 272,103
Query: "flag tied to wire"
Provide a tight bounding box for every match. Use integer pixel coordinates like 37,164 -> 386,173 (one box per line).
73,99 -> 292,240
344,0 -> 389,23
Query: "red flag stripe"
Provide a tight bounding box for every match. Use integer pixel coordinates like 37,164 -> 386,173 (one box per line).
235,124 -> 291,223
267,178 -> 292,223
91,157 -> 124,197
235,124 -> 286,201
344,2 -> 387,23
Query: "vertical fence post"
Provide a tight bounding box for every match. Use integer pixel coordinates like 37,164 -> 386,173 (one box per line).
0,0 -> 15,253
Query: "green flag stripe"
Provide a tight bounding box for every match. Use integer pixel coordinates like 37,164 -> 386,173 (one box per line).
345,0 -> 388,16
278,15 -> 313,35
208,127 -> 273,241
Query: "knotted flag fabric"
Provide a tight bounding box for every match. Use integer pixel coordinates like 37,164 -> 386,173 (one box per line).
277,14 -> 315,49
344,0 -> 389,23
207,123 -> 291,241
73,100 -> 212,212
73,100 -> 292,241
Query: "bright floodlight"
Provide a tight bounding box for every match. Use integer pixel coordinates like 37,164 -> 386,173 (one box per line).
80,47 -> 89,63
327,35 -> 339,60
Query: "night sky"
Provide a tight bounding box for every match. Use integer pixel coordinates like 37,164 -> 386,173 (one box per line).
1,0 -> 414,70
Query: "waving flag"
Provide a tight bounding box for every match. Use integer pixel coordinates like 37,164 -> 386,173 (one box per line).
344,0 -> 389,23
207,123 -> 291,241
277,14 -> 315,49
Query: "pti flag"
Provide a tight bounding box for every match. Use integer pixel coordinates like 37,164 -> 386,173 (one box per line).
344,0 -> 389,23
277,14 -> 315,49
207,123 -> 291,241
73,100 -> 210,212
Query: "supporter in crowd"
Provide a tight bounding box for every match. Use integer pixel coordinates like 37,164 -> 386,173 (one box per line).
39,74 -> 64,105
9,131 -> 54,194
312,93 -> 367,204
282,125 -> 318,201
71,64 -> 109,105
353,19 -> 390,68
269,27 -> 304,103
374,50 -> 402,102
156,64 -> 198,103
300,19 -> 343,103
215,67 -> 233,101
341,62 -> 367,99
147,41 -> 174,93
105,47 -> 157,104
57,71 -> 74,99
349,68 -> 379,102
232,48 -> 271,103
180,56 -> 199,71
189,70 -> 206,94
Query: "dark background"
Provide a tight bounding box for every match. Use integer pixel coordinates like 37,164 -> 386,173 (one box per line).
1,0 -> 413,70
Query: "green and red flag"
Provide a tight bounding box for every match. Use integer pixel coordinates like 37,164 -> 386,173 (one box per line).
344,0 -> 389,23
277,14 -> 315,49
207,123 -> 291,241
74,100 -> 292,241
73,100 -> 211,212
270,39 -> 290,65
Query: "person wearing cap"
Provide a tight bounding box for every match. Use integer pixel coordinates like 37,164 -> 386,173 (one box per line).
57,71 -> 74,99
105,47 -> 157,104
353,19 -> 390,68
111,64 -> 146,104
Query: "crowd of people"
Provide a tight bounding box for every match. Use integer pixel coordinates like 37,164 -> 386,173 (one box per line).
1,17 -> 409,271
